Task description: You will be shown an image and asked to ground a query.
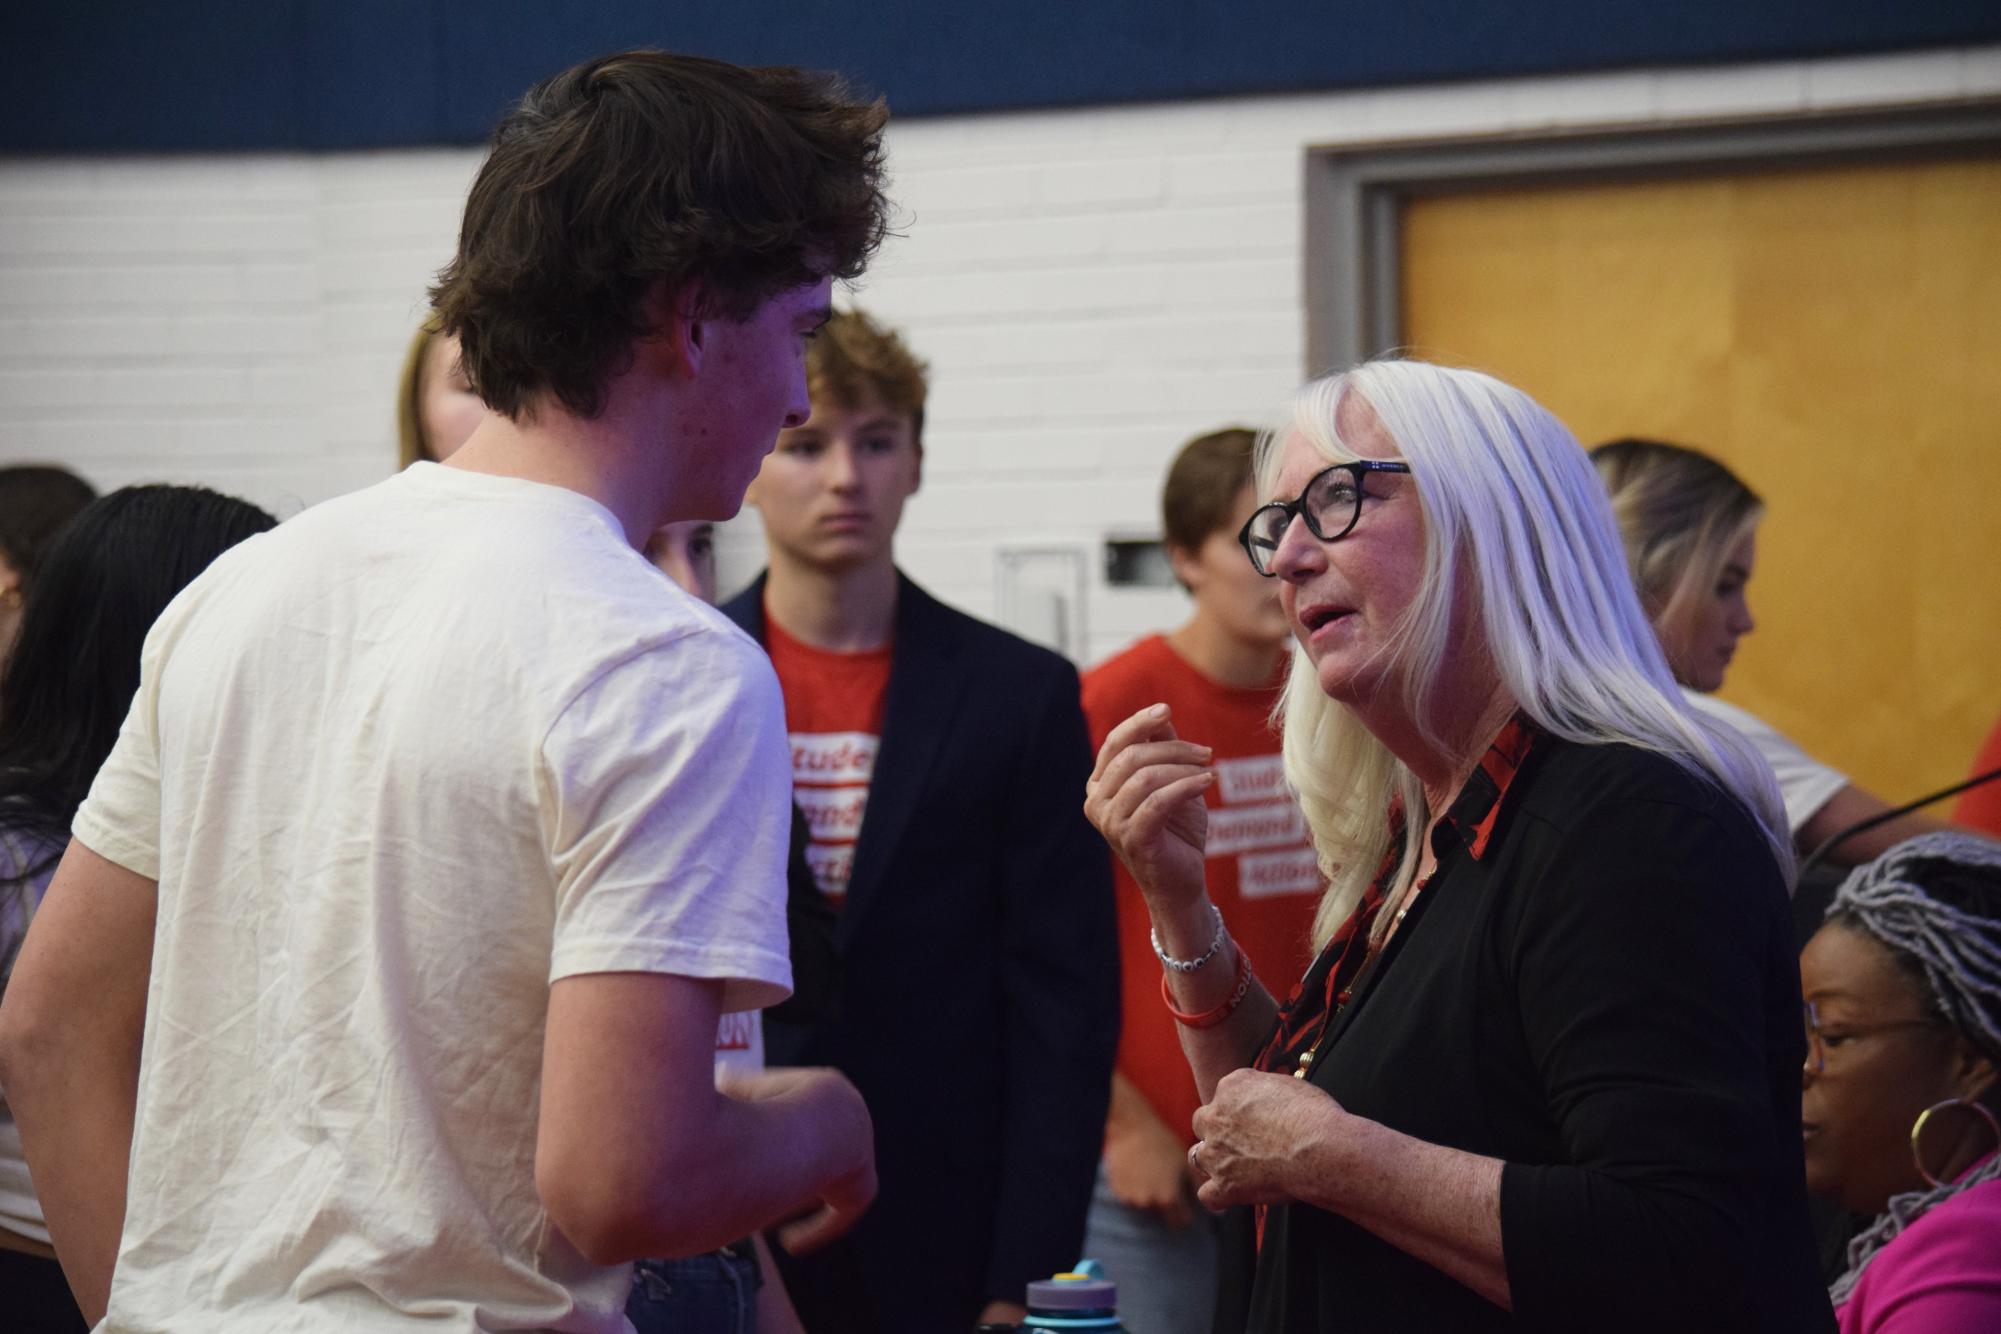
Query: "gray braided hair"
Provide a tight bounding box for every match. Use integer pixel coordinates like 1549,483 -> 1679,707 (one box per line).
1823,831 -> 2001,1304
1825,831 -> 2001,1064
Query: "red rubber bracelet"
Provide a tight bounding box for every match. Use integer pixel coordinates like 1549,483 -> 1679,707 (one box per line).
1162,942 -> 1251,1029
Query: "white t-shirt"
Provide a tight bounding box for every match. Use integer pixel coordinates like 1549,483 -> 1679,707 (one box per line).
73,463 -> 792,1333
1682,689 -> 1849,835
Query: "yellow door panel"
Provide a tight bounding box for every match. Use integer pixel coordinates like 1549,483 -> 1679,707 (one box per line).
1402,158 -> 2001,805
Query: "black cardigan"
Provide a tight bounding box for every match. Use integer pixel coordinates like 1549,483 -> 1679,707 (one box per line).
1219,735 -> 1836,1333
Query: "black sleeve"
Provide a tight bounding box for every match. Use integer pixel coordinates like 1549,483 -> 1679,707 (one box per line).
766,802 -> 840,1028
983,656 -> 1121,1302
1496,796 -> 1830,1332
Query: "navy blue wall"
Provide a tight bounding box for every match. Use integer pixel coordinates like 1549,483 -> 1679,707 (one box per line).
7,1 -> 1998,153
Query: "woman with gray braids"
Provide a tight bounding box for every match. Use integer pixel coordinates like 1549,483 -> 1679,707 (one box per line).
1800,832 -> 2001,1330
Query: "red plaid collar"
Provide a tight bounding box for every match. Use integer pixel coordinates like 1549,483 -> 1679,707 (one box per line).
1258,714 -> 1539,1062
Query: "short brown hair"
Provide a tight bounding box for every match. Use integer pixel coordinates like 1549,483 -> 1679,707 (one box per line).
807,309 -> 929,440
431,51 -> 889,421
1161,427 -> 1258,554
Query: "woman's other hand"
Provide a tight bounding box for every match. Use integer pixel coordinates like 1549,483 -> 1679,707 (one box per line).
1084,704 -> 1213,912
1188,1068 -> 1344,1211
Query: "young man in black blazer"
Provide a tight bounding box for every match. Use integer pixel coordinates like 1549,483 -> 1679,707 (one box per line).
723,310 -> 1118,1332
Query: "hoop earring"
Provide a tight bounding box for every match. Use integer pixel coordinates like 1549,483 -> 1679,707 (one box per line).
1910,1097 -> 2001,1189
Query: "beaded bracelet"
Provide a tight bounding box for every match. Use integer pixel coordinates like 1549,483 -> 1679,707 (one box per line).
1161,943 -> 1251,1030
1151,902 -> 1225,973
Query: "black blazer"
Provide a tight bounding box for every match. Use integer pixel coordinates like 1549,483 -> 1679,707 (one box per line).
723,571 -> 1119,1331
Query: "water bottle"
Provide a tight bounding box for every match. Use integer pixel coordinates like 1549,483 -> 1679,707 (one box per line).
1020,1259 -> 1127,1333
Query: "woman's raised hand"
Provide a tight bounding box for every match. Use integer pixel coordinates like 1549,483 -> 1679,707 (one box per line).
1084,704 -> 1213,912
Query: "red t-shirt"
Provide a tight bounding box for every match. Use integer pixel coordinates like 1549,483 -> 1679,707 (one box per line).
765,612 -> 893,908
1080,634 -> 1323,1145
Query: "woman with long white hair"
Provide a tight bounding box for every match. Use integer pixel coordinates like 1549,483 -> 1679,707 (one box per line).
1086,360 -> 1833,1331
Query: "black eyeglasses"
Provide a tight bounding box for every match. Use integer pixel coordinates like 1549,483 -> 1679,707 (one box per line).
1237,460 -> 1411,577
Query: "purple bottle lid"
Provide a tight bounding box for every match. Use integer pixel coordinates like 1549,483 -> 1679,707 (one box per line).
1026,1270 -> 1118,1312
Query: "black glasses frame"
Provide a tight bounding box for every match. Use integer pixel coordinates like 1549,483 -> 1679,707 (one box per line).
1237,460 -> 1412,577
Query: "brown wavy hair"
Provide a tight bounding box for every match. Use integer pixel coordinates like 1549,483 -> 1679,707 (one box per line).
806,309 -> 929,440
430,50 -> 890,421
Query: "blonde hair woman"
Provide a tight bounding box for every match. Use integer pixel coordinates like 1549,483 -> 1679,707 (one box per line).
1593,438 -> 1967,867
1087,361 -> 1831,1332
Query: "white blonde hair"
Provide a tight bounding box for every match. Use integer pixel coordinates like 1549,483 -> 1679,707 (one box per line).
1261,362 -> 1793,948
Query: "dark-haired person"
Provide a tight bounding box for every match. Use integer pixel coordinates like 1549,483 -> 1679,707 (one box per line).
0,465 -> 97,667
1080,429 -> 1322,1334
0,51 -> 890,1331
724,309 -> 1118,1331
1800,833 -> 2001,1330
0,485 -> 274,1334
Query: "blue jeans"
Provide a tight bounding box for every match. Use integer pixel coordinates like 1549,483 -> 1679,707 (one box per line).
1080,1162 -> 1221,1334
626,1244 -> 760,1334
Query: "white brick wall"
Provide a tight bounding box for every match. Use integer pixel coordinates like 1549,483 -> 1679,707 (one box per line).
1,48 -> 1990,663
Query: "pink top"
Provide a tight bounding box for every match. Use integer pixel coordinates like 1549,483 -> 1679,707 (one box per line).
1838,1162 -> 2001,1334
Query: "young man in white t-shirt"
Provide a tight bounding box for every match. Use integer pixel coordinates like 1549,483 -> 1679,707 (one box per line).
0,51 -> 890,1332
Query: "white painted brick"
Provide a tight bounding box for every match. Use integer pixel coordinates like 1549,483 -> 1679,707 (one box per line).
1962,46 -> 2001,96
969,429 -> 1108,476
1167,256 -> 1300,310
0,317 -> 176,359
1365,81 -> 1520,142
319,198 -> 465,245
0,49 -> 1984,662
1223,90 -> 1379,151
1037,157 -> 1167,208
915,319 -> 1117,375
887,215 -> 1112,272
179,316 -> 321,358
1166,149 -> 1304,202
163,213 -> 314,255
0,370 -> 115,410
1503,70 -> 1658,130
1104,201 -> 1296,259
897,163 -> 1045,219
869,262 -> 1170,323
90,366 -> 255,408
245,365 -> 321,407
160,417 -> 305,457
1803,49 -> 1962,109
880,537 -> 998,588
319,247 -> 455,298
1652,62 -> 1808,121
1114,314 -> 1303,367
0,265 -> 96,306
